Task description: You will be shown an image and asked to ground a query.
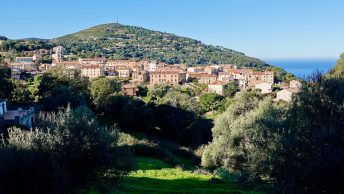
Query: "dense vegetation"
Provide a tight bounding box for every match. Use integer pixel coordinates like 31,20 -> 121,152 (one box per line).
1,33 -> 343,193
1,23 -> 267,68
51,23 -> 268,67
202,57 -> 344,193
1,24 -> 295,82
332,52 -> 344,75
0,106 -> 132,193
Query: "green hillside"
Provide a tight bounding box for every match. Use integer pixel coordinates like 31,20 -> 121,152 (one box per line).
51,23 -> 268,68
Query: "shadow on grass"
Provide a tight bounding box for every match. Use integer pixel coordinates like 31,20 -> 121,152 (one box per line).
120,143 -> 200,171
114,176 -> 257,194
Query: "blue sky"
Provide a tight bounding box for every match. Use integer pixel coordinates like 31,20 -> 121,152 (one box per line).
1,0 -> 343,59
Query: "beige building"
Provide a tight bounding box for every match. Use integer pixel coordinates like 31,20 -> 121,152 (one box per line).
132,70 -> 149,83
290,80 -> 302,91
218,72 -> 232,83
227,69 -> 246,80
222,64 -> 237,71
156,64 -> 187,72
250,71 -> 274,86
116,65 -> 131,78
204,66 -> 218,75
150,71 -> 186,85
208,81 -> 225,95
187,66 -> 204,73
106,60 -> 137,68
132,64 -> 143,72
10,62 -> 34,71
80,57 -> 107,65
122,85 -> 137,96
81,65 -> 105,79
187,72 -> 217,84
54,61 -> 81,76
198,74 -> 217,84
54,61 -> 81,70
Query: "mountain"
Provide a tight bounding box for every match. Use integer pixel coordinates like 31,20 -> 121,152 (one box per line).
0,36 -> 8,41
19,38 -> 49,41
51,23 -> 268,68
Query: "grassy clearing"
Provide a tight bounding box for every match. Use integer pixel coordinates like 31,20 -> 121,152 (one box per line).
85,157 -> 263,194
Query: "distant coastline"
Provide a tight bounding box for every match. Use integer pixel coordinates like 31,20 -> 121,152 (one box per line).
265,58 -> 337,78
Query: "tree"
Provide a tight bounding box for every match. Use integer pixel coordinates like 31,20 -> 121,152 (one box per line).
147,84 -> 175,101
0,106 -> 132,193
137,84 -> 148,97
0,67 -> 13,99
199,93 -> 224,113
0,54 -> 3,64
202,71 -> 344,193
90,77 -> 121,109
201,91 -> 265,171
333,52 -> 344,75
224,81 -> 239,97
268,73 -> 344,193
38,72 -> 90,111
157,90 -> 201,114
10,79 -> 34,105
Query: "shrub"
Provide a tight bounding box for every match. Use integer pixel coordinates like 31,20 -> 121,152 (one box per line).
0,106 -> 132,194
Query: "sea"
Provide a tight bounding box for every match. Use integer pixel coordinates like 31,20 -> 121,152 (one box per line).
265,58 -> 337,78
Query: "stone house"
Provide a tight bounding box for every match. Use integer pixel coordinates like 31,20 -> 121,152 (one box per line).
290,80 -> 302,91
122,85 -> 137,96
150,71 -> 186,85
116,65 -> 131,78
276,89 -> 293,102
81,65 -> 105,79
255,82 -> 273,94
218,72 -> 232,83
131,70 -> 149,83
79,57 -> 107,65
208,81 -> 225,95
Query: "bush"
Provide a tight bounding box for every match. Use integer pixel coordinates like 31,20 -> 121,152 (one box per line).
202,72 -> 344,193
0,106 -> 132,194
269,74 -> 344,193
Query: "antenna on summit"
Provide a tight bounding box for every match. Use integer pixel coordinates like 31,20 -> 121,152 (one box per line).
116,16 -> 119,24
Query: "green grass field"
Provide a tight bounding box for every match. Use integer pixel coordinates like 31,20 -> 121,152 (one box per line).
85,157 -> 263,194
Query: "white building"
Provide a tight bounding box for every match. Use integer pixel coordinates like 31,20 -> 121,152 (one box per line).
116,66 -> 131,78
290,80 -> 302,90
255,82 -> 272,94
274,80 -> 302,102
0,100 -> 35,129
208,81 -> 225,95
81,65 -> 105,79
276,89 -> 293,102
52,46 -> 65,62
148,61 -> 157,72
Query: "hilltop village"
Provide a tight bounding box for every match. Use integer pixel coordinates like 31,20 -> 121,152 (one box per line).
4,46 -> 300,100
0,45 -> 302,130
